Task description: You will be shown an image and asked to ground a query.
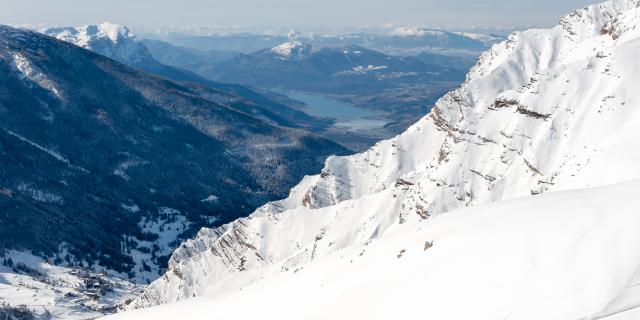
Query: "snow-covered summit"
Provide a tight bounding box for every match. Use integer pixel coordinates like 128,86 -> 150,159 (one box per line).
126,0 -> 640,314
269,40 -> 313,58
41,22 -> 153,65
270,40 -> 303,57
44,22 -> 133,45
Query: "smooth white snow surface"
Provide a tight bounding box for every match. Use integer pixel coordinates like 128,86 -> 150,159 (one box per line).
107,179 -> 640,320
126,0 -> 640,311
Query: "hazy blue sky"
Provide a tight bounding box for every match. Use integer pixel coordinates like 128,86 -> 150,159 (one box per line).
1,0 -> 598,29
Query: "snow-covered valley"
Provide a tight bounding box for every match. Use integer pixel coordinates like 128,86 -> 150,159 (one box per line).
0,251 -> 142,319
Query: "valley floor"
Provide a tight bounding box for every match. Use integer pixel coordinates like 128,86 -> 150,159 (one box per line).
0,252 -> 142,319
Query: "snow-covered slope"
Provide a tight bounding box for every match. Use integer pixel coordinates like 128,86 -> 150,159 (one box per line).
41,22 -> 153,65
127,0 -> 640,310
108,179 -> 640,320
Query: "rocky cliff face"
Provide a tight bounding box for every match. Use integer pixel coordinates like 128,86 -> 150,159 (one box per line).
129,0 -> 640,308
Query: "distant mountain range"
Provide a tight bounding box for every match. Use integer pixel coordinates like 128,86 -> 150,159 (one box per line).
137,30 -> 494,94
139,37 -> 476,132
0,24 -> 347,284
310,29 -> 499,56
204,40 -> 469,94
138,36 -> 478,94
40,23 -> 203,84
142,28 -> 501,56
145,32 -> 290,54
41,23 -> 335,133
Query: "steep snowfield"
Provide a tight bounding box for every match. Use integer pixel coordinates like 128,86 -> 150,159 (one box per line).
127,0 -> 640,311
41,22 -> 152,65
108,180 -> 640,320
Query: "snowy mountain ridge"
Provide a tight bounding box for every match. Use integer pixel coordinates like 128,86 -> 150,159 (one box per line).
109,179 -> 640,320
127,0 -> 640,311
41,22 -> 153,65
267,40 -> 365,59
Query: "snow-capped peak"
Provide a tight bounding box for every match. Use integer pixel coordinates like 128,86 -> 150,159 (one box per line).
41,22 -> 152,65
270,40 -> 305,58
42,22 -> 133,46
82,22 -> 134,44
